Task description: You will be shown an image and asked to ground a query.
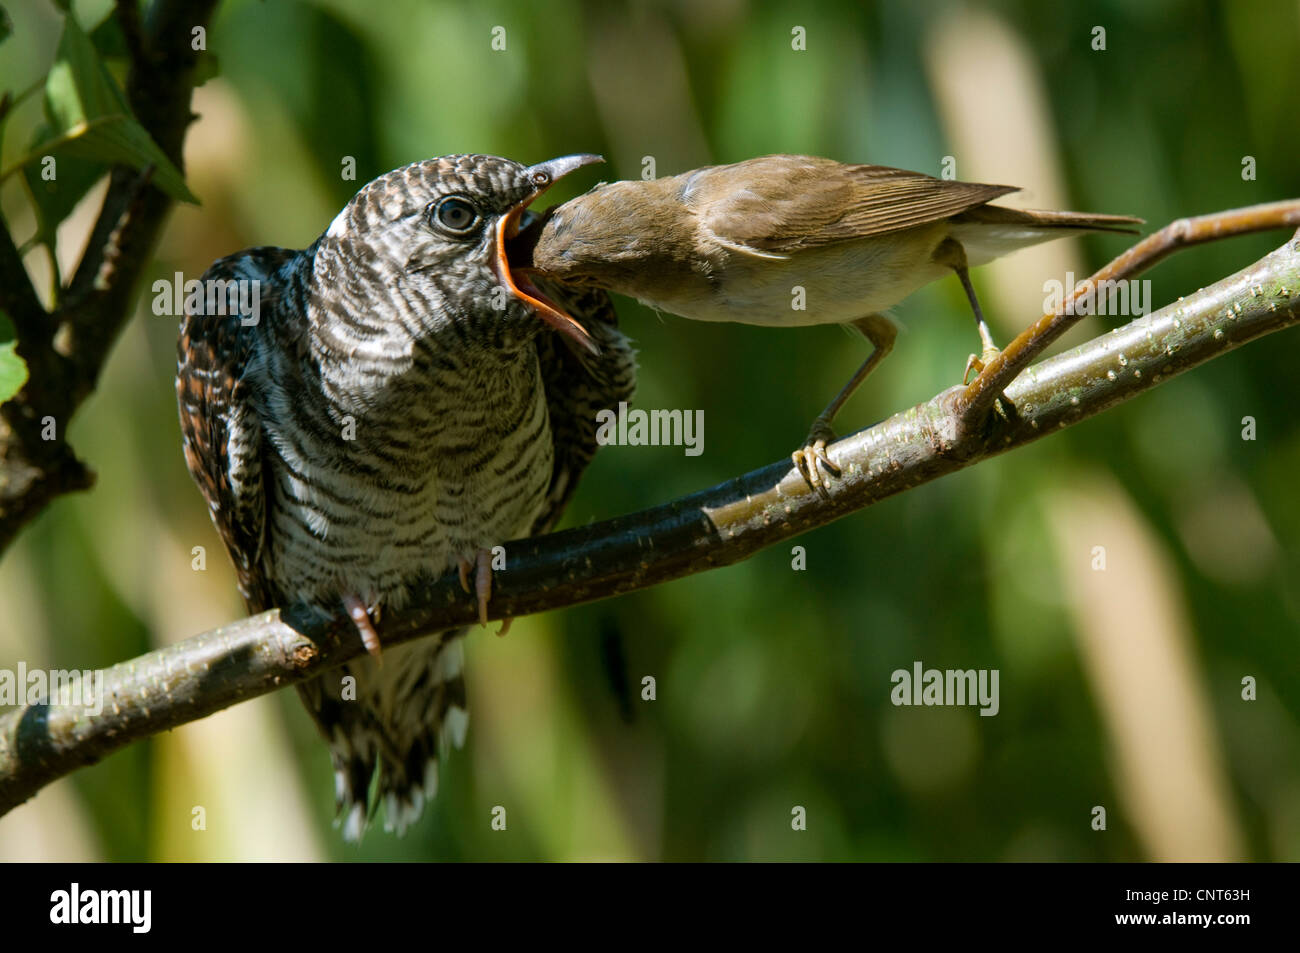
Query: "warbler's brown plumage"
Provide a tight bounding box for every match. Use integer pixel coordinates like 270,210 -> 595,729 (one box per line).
524,153 -> 1139,487
528,154 -> 1141,325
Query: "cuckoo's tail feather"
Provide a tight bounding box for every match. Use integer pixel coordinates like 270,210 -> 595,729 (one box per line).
296,633 -> 469,842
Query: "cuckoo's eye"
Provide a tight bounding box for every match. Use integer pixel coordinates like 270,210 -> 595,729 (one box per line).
430,195 -> 480,234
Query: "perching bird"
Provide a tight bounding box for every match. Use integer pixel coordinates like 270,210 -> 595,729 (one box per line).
518,154 -> 1140,488
176,154 -> 635,840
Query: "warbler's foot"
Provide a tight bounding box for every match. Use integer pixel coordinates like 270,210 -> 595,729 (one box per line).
792,419 -> 841,492
342,593 -> 382,660
458,548 -> 512,634
964,345 -> 1002,385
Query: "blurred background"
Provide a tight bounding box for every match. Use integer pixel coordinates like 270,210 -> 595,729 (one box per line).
1,0 -> 1297,861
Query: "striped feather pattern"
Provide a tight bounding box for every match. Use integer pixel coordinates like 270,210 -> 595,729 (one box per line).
176,155 -> 636,839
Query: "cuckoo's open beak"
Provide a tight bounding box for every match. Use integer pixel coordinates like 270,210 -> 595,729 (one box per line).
497,154 -> 604,355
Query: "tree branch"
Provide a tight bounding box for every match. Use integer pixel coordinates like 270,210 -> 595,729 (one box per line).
0,202 -> 46,343
961,199 -> 1300,421
0,0 -> 219,559
3,225 -> 1297,817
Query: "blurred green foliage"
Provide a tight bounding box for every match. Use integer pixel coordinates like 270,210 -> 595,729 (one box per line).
0,0 -> 1296,861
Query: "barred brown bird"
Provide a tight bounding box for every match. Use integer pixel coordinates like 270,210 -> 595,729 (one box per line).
176,153 -> 634,840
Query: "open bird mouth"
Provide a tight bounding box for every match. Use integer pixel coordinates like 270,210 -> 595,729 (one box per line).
496,153 -> 603,354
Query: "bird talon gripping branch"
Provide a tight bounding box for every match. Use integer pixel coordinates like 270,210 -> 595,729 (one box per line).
458,548 -> 499,628
342,593 -> 383,660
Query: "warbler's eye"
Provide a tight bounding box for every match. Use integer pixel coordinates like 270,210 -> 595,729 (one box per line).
431,196 -> 479,233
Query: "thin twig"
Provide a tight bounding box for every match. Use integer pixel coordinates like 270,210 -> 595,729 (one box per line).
960,200 -> 1300,422
114,0 -> 149,70
0,205 -> 46,345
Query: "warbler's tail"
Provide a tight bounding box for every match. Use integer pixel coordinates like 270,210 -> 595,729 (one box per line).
955,204 -> 1144,234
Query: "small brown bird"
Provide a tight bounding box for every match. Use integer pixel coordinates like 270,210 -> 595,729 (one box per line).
516,154 -> 1141,488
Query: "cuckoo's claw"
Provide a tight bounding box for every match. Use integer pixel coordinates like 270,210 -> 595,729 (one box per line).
792,419 -> 841,493
458,548 -> 512,634
343,593 -> 383,661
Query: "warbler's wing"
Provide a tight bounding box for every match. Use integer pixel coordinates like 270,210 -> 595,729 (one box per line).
529,277 -> 636,535
693,154 -> 1018,254
176,247 -> 295,613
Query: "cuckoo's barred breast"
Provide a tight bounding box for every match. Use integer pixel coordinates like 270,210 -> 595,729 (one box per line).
176,155 -> 635,839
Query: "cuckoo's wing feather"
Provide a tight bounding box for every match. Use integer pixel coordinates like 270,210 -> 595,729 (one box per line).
176,247 -> 295,613
695,154 -> 1018,254
530,278 -> 637,535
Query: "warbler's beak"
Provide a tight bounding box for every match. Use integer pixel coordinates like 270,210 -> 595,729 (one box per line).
497,154 -> 604,355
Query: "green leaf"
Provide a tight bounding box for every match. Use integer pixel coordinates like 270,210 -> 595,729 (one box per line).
21,123 -> 107,248
0,312 -> 29,404
89,11 -> 127,60
0,13 -> 197,203
0,7 -> 13,47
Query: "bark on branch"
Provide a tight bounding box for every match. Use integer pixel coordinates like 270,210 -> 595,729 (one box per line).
2,225 -> 1297,817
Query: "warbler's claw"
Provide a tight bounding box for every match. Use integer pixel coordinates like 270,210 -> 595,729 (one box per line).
964,345 -> 1002,385
792,421 -> 840,493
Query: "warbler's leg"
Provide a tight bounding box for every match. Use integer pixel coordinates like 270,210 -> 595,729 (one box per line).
793,313 -> 897,492
954,264 -> 1002,380
932,237 -> 1000,381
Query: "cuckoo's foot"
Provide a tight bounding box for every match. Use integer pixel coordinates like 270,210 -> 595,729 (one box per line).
459,549 -> 512,635
343,593 -> 383,660
792,418 -> 842,493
